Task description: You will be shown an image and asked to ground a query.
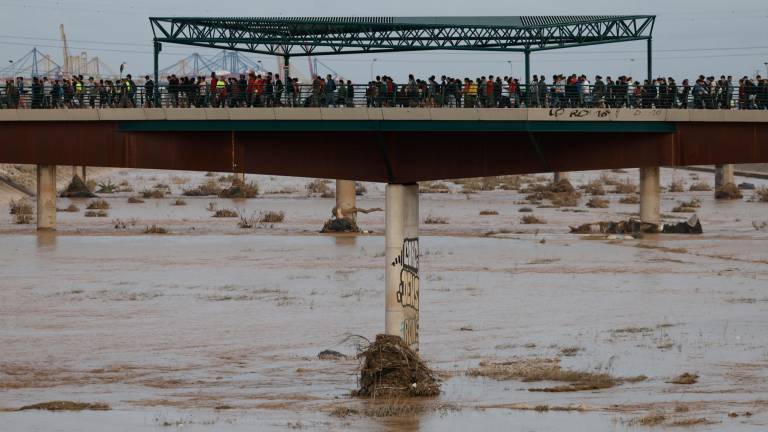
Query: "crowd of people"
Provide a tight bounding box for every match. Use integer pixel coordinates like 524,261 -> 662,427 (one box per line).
2,71 -> 768,110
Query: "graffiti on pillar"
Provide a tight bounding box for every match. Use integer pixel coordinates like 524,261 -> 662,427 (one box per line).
391,237 -> 419,347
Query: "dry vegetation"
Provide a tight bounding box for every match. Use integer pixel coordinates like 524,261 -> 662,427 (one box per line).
586,197 -> 610,208
183,179 -> 222,196
306,179 -> 331,195
521,215 -> 546,224
171,198 -> 187,206
86,199 -> 110,210
669,179 -> 685,192
755,186 -> 768,202
84,210 -> 108,217
143,225 -> 168,234
424,215 -> 449,224
689,181 -> 712,191
468,358 -> 644,392
619,195 -> 640,204
353,334 -> 440,398
259,210 -> 285,223
479,210 -> 499,216
668,372 -> 698,385
127,196 -> 145,204
672,198 -> 701,213
219,179 -> 259,198
18,401 -> 110,412
9,198 -> 33,223
612,180 -> 638,194
419,181 -> 451,193
141,189 -> 166,199
212,209 -> 238,218
584,180 -> 606,196
57,203 -> 79,212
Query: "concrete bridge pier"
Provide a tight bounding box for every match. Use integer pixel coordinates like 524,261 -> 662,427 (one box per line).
385,184 -> 420,351
639,166 -> 661,226
715,164 -> 735,190
334,179 -> 356,221
36,165 -> 57,231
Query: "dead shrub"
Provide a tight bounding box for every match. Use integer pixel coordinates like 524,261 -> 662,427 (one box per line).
619,195 -> 639,204
127,196 -> 145,204
598,173 -> 622,186
86,199 -> 110,210
468,358 -> 636,392
754,186 -> 768,202
586,197 -> 610,208
213,209 -> 238,218
217,174 -> 237,183
669,179 -> 685,192
9,198 -> 33,215
424,215 -> 448,224
353,334 -> 440,398
479,210 -> 499,216
306,179 -> 331,195
259,211 -> 285,223
219,179 -> 259,198
689,181 -> 712,192
141,189 -> 165,199
627,413 -> 666,426
143,225 -> 168,234
355,182 -> 367,196
584,180 -> 606,196
18,401 -> 110,412
419,181 -> 451,193
84,210 -> 108,217
550,191 -> 580,207
183,179 -> 222,196
521,215 -> 546,224
57,203 -> 79,212
171,198 -> 187,206
612,180 -> 637,194
498,175 -> 522,190
669,418 -> 715,427
668,372 -> 698,385
518,207 -> 533,213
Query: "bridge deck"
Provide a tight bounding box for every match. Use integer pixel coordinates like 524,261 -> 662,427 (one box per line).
1,109 -> 767,182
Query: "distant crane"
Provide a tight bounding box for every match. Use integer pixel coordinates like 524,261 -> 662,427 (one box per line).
60,24 -> 69,76
58,24 -> 116,78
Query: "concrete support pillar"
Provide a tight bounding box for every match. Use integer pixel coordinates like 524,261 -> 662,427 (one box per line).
714,164 -> 735,189
334,179 -> 356,221
639,166 -> 661,226
36,165 -> 57,231
385,184 -> 420,351
81,166 -> 87,182
554,172 -> 570,183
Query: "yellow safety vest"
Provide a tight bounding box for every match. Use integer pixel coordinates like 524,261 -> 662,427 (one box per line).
75,82 -> 82,92
216,79 -> 225,90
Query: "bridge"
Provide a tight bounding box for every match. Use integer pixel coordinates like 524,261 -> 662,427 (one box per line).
4,15 -> 767,353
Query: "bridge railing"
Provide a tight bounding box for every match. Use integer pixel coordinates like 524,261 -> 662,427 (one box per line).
1,84 -> 766,110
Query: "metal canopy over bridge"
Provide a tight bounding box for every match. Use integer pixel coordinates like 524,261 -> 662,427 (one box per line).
149,15 -> 656,96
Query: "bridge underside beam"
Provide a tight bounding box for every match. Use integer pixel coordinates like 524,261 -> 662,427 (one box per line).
1,122 -> 767,182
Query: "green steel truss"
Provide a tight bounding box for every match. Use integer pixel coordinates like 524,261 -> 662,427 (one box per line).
149,16 -> 656,57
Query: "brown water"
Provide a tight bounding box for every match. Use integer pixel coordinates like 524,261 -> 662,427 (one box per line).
1,168 -> 768,431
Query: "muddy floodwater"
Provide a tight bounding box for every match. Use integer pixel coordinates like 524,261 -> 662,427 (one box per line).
1,167 -> 768,431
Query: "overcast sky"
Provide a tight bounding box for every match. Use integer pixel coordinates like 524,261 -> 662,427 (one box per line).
1,0 -> 767,81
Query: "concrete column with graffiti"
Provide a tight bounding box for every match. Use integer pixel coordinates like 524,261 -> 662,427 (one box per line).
385,183 -> 420,351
